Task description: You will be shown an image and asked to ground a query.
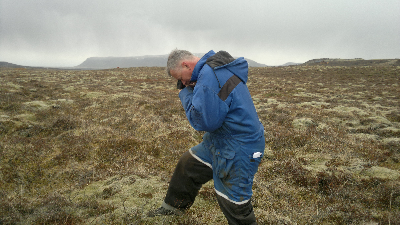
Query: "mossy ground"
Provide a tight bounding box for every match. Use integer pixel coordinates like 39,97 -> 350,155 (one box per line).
1,66 -> 399,224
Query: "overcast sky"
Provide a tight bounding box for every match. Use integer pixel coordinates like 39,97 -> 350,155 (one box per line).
1,0 -> 399,67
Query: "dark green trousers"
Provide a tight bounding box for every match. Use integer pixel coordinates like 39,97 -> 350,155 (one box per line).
164,151 -> 257,225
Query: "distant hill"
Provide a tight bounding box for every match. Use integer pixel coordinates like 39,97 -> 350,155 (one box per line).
75,56 -> 166,69
0,61 -> 28,68
303,58 -> 400,66
280,62 -> 302,66
0,61 -> 73,70
75,54 -> 268,69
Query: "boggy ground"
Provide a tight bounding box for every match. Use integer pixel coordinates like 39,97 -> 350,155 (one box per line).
0,65 -> 399,224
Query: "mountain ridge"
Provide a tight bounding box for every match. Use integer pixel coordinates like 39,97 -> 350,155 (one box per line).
75,54 -> 268,69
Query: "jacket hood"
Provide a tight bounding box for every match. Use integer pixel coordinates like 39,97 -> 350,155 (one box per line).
191,50 -> 249,84
205,51 -> 249,84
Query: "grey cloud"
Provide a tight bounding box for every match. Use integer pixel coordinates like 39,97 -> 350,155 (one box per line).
0,0 -> 399,67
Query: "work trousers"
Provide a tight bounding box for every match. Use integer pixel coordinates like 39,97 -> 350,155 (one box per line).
164,151 -> 257,225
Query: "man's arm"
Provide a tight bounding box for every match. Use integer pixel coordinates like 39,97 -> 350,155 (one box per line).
179,85 -> 228,132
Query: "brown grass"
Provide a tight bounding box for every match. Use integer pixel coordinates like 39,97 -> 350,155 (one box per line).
0,65 -> 399,224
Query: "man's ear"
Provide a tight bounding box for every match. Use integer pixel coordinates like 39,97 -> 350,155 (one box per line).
181,61 -> 190,69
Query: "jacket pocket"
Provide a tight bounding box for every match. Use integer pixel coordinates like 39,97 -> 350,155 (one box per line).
238,153 -> 263,187
215,149 -> 236,179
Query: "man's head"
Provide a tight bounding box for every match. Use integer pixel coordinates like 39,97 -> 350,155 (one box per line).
166,49 -> 200,86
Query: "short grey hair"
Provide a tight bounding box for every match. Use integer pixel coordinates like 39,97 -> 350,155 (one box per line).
166,49 -> 195,77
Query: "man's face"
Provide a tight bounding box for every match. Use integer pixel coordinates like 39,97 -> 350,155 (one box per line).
170,63 -> 193,86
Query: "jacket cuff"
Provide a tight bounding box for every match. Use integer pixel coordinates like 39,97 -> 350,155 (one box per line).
179,87 -> 193,106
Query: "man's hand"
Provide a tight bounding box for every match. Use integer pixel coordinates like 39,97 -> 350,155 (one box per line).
187,82 -> 196,88
177,80 -> 185,89
177,80 -> 196,89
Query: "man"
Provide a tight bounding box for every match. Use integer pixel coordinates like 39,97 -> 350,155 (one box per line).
148,49 -> 265,225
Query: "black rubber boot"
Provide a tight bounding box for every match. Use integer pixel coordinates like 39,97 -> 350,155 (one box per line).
147,202 -> 185,217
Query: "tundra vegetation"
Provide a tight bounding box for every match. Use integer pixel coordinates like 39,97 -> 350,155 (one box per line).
0,65 -> 399,224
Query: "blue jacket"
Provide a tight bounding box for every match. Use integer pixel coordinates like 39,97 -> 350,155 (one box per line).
179,50 -> 265,203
